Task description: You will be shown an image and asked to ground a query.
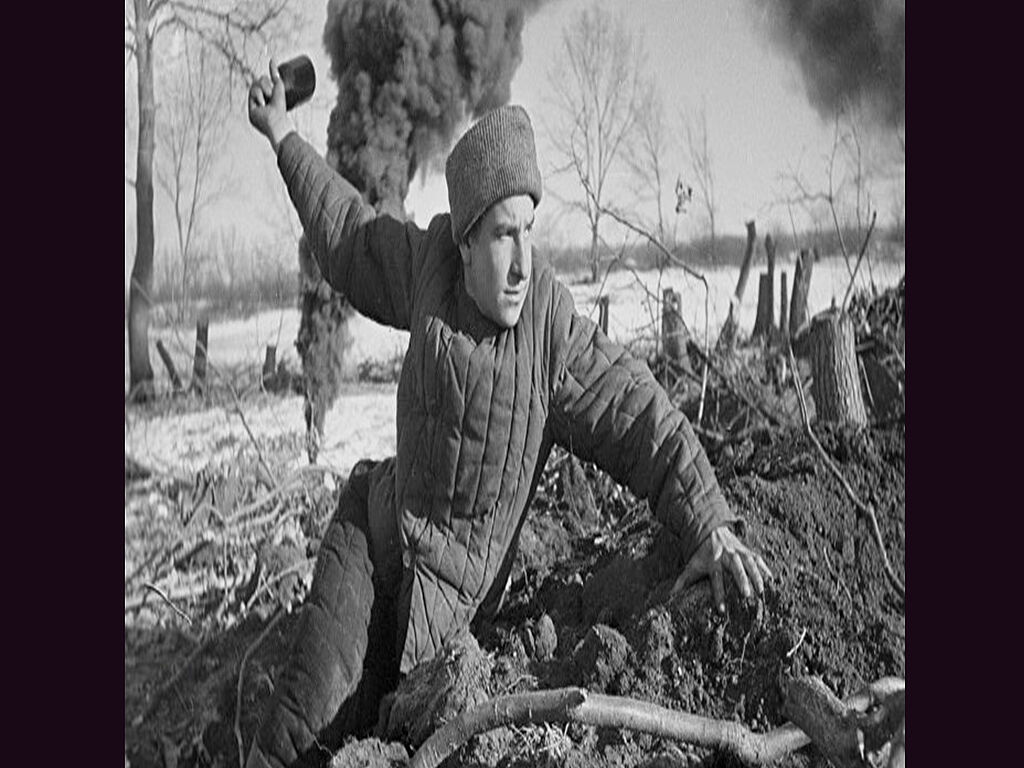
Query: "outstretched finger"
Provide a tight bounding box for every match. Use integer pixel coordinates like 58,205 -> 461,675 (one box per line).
269,57 -> 282,84
742,551 -> 765,595
711,566 -> 725,613
755,553 -> 774,582
726,552 -> 752,601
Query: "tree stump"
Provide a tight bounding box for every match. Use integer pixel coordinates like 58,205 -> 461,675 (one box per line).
809,310 -> 867,426
752,234 -> 777,342
779,271 -> 789,341
662,288 -> 690,372
191,316 -> 209,394
716,220 -> 756,352
789,248 -> 815,338
752,273 -> 774,342
262,344 -> 277,391
155,340 -> 182,392
598,295 -> 610,335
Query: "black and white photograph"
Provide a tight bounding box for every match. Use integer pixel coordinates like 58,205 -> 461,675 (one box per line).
125,1 -> 905,766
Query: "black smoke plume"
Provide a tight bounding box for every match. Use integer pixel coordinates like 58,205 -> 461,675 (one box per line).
323,0 -> 544,209
754,0 -> 905,128
298,0 -> 544,463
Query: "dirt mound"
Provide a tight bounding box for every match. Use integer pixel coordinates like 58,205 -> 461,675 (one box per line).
462,422 -> 904,766
126,422 -> 904,768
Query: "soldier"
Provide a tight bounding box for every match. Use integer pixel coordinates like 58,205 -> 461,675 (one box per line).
246,59 -> 771,768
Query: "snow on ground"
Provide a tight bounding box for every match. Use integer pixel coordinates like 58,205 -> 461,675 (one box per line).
125,386 -> 398,479
125,257 -> 903,479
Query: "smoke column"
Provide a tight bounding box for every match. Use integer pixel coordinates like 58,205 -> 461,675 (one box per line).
322,0 -> 545,209
298,0 -> 545,463
753,0 -> 905,128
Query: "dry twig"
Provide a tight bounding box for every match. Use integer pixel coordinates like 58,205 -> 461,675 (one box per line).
142,582 -> 194,625
687,343 -> 786,427
235,608 -> 285,768
243,557 -> 314,613
786,345 -> 905,601
841,210 -> 878,313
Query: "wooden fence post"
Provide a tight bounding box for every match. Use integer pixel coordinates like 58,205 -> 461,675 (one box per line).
597,295 -> 610,335
191,316 -> 209,394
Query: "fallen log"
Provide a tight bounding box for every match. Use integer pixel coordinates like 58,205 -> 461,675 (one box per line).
410,677 -> 905,768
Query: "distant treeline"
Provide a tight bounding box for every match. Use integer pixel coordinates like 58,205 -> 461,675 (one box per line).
139,224 -> 904,326
540,224 -> 906,276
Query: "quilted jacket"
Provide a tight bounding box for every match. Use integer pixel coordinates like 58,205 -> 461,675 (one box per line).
278,132 -> 737,674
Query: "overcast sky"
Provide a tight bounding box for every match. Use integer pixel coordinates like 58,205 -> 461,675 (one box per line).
125,0 -> 905,280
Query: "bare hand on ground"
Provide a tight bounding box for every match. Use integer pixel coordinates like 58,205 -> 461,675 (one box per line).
247,58 -> 294,152
672,525 -> 773,612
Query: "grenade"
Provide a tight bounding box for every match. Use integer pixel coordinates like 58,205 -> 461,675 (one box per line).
278,55 -> 316,111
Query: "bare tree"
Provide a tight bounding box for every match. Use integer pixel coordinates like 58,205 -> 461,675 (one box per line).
547,2 -> 646,283
625,79 -> 677,255
682,100 -> 717,264
124,0 -> 298,401
156,38 -> 231,321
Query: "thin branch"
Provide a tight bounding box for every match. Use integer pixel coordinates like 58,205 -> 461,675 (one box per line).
787,345 -> 905,601
225,382 -> 279,488
687,343 -> 786,427
143,581 -> 194,624
243,557 -> 313,612
840,210 -> 878,312
588,197 -> 712,425
235,608 -> 285,768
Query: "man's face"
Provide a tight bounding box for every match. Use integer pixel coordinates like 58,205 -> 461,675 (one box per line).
459,195 -> 535,328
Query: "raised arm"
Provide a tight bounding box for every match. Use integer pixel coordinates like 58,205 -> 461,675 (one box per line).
546,282 -> 771,609
249,59 -> 423,329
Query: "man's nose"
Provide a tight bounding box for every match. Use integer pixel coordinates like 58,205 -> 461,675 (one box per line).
510,238 -> 529,281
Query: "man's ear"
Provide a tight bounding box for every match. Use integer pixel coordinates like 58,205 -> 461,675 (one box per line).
458,239 -> 472,266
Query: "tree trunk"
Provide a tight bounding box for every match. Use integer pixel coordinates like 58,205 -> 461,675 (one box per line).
809,310 -> 867,426
716,220 -> 756,352
662,288 -> 689,372
597,295 -> 609,335
589,223 -> 600,283
155,340 -> 183,392
127,0 -> 156,402
789,248 -> 815,338
192,316 -> 209,393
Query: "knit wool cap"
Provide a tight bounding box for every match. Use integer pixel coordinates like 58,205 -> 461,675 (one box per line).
445,105 -> 543,243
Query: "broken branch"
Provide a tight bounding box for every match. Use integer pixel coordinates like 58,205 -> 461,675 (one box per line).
411,677 -> 905,768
